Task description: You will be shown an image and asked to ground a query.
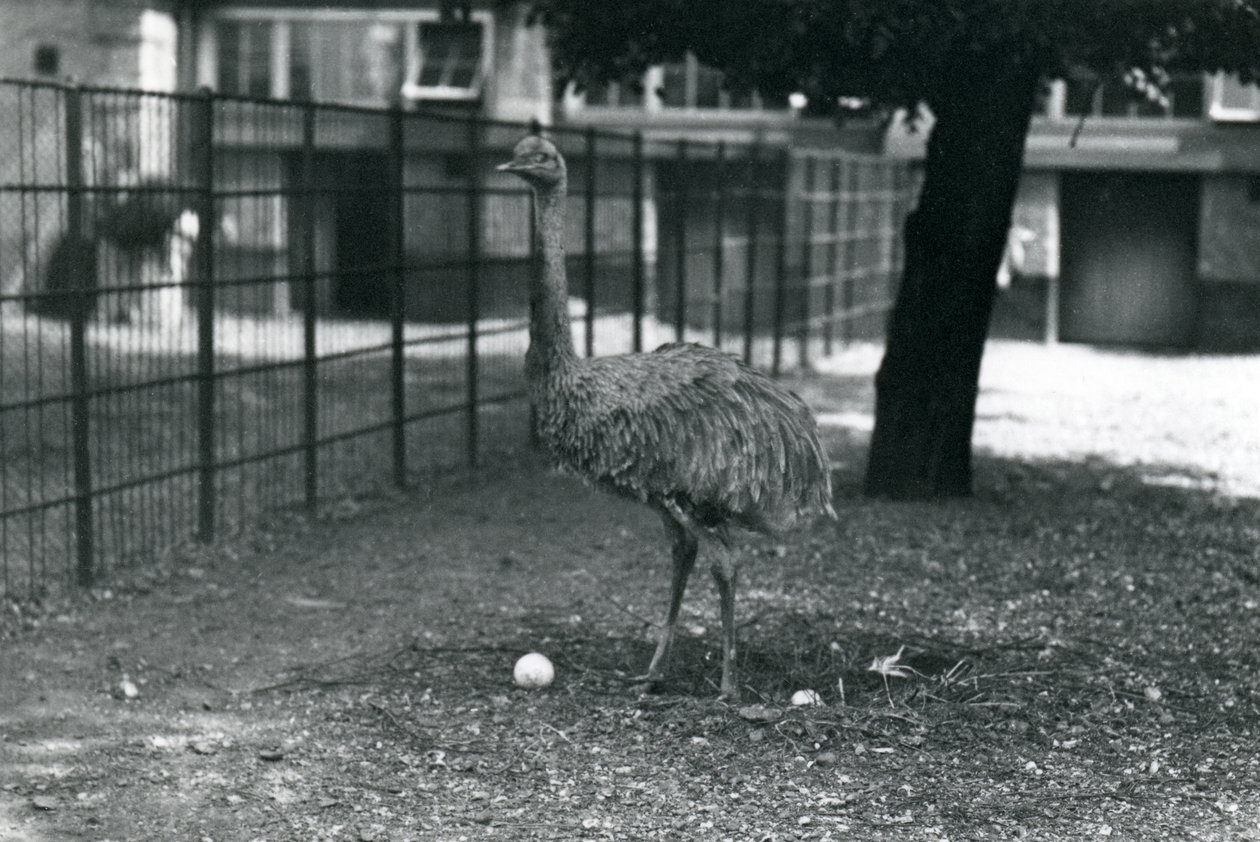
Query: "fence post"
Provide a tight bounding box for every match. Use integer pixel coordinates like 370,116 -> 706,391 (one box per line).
631,130 -> 645,353
64,83 -> 94,587
888,163 -> 909,342
528,187 -> 541,447
771,148 -> 790,377
1044,275 -> 1060,345
192,88 -> 217,543
465,118 -> 482,468
742,140 -> 761,366
584,127 -> 597,357
840,159 -> 860,345
823,158 -> 842,356
712,141 -> 726,349
798,154 -> 815,370
673,138 -> 688,342
299,101 -> 319,507
389,107 -> 409,486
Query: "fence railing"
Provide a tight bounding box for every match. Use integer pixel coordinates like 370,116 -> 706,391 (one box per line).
0,78 -> 915,597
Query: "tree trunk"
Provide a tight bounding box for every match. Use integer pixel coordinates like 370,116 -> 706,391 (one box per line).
864,53 -> 1041,500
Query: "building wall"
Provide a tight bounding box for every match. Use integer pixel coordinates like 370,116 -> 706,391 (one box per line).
1011,171 -> 1260,288
1198,174 -> 1260,348
0,0 -> 178,89
183,2 -> 553,123
998,169 -> 1260,348
484,2 -> 550,124
989,172 -> 1059,341
0,0 -> 89,82
0,1 -> 182,301
1200,174 -> 1260,283
1009,172 -> 1058,280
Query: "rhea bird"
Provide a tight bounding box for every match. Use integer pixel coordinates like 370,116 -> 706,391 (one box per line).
498,135 -> 835,698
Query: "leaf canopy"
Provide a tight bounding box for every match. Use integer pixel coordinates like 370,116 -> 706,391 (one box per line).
531,0 -> 1260,112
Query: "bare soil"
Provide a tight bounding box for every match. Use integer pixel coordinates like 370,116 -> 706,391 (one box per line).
2,341 -> 1259,841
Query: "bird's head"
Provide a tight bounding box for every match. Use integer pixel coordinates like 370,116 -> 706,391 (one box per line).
497,135 -> 566,190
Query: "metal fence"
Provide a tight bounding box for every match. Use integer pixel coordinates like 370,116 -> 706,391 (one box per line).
0,78 -> 915,597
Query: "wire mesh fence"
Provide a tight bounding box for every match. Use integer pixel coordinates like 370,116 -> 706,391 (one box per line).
0,78 -> 916,598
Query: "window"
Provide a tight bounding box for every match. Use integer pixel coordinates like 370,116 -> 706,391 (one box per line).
1063,73 -> 1204,120
564,53 -> 779,114
410,22 -> 483,95
579,80 -> 644,108
1168,75 -> 1206,118
33,44 -> 60,77
657,54 -> 764,111
1210,73 -> 1260,122
288,22 -> 404,103
659,61 -> 689,109
216,20 -> 273,97
203,10 -> 489,105
1031,80 -> 1053,116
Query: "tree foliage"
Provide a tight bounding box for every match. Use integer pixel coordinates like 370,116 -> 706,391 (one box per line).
533,0 -> 1260,115
529,0 -> 1260,500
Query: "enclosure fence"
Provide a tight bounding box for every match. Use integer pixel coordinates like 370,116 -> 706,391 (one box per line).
0,78 -> 915,597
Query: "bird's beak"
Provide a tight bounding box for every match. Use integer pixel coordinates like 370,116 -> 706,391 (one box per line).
496,160 -> 523,172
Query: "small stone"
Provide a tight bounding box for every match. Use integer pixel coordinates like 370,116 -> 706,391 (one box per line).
31,796 -> 56,812
449,756 -> 477,773
258,749 -> 284,762
815,750 -> 839,767
736,704 -> 780,723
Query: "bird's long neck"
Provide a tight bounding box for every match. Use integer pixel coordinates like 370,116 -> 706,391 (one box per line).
527,183 -> 576,380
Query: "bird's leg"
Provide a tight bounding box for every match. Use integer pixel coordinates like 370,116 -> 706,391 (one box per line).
710,548 -> 740,700
635,516 -> 697,688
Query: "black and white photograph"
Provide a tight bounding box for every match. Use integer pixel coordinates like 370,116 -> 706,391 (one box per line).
2,1 -> 1259,839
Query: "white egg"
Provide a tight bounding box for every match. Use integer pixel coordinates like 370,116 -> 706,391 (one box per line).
790,688 -> 821,706
513,652 -> 555,688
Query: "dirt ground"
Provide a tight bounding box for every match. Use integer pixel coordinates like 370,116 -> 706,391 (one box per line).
2,341 -> 1259,841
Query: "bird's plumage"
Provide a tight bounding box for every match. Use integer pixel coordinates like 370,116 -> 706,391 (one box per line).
534,342 -> 835,542
499,134 -> 834,696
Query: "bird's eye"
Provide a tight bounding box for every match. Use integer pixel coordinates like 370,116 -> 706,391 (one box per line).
532,153 -> 549,164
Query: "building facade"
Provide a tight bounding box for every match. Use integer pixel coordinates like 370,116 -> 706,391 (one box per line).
0,0 -> 178,90
890,73 -> 1260,350
11,3 -> 1252,348
0,1 -> 560,321
181,1 -> 550,124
